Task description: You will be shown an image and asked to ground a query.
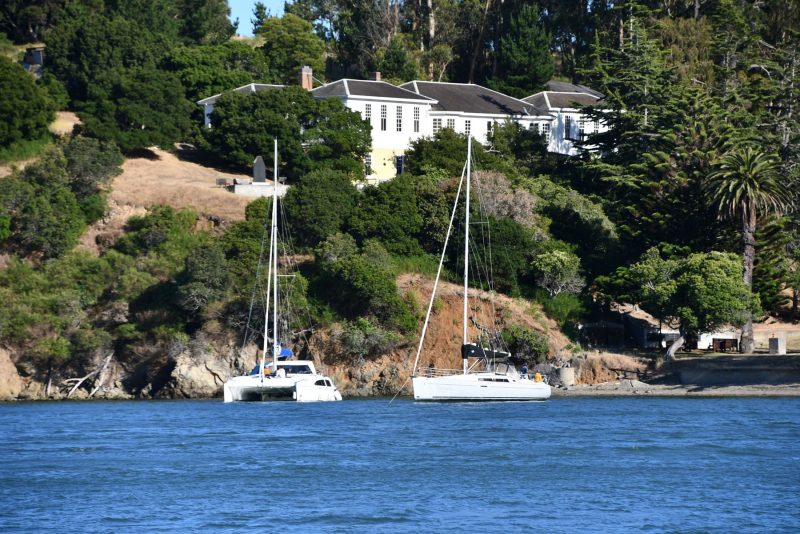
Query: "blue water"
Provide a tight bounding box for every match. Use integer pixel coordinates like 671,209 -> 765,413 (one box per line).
1,398 -> 799,533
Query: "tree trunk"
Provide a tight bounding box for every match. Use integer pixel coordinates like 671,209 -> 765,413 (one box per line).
468,0 -> 492,83
666,335 -> 685,360
741,207 -> 757,353
427,0 -> 435,48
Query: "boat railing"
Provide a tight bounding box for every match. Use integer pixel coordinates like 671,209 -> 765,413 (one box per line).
420,367 -> 462,378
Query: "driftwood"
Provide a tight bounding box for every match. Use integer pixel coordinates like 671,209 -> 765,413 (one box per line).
66,352 -> 114,398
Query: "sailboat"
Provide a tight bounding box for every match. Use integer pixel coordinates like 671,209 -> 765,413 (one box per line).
411,137 -> 551,401
223,141 -> 342,403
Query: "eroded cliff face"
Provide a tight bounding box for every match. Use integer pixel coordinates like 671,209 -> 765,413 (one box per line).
0,276 -> 644,401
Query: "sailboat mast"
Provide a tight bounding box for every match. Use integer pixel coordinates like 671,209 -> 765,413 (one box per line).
271,139 -> 279,373
463,137 -> 471,374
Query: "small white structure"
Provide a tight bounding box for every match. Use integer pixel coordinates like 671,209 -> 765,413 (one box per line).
769,337 -> 787,355
696,327 -> 742,351
197,83 -> 285,128
312,74 -> 436,183
523,81 -> 608,156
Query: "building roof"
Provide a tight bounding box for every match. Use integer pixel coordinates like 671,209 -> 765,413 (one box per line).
545,81 -> 604,97
312,79 -> 436,102
400,81 -> 547,116
197,83 -> 284,105
523,81 -> 606,110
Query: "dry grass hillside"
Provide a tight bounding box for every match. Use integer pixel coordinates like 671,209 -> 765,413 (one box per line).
79,147 -> 253,253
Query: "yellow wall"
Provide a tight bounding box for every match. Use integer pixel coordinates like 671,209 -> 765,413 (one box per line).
366,147 -> 402,184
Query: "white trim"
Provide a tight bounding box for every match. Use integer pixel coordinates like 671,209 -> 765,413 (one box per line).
343,79 -> 350,97
343,94 -> 438,105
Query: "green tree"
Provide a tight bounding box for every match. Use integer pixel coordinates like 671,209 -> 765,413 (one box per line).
0,150 -> 88,259
257,13 -> 325,84
375,36 -> 419,83
531,249 -> 585,297
176,239 -> 229,315
175,0 -> 237,45
283,169 -> 358,248
607,248 -> 758,358
315,235 -> 415,332
705,147 -> 793,353
164,41 -> 272,102
45,7 -> 174,104
62,135 -> 124,198
79,66 -> 192,152
0,56 -> 53,148
489,4 -> 553,98
501,324 -> 549,364
202,87 -> 368,179
348,174 -> 424,255
0,0 -> 65,43
251,2 -> 270,35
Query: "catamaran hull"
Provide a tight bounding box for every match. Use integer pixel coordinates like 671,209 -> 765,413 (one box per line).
223,376 -> 342,403
412,375 -> 551,401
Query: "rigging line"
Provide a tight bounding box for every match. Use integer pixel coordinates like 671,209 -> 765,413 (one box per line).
241,202 -> 273,354
388,376 -> 411,405
410,159 -> 468,377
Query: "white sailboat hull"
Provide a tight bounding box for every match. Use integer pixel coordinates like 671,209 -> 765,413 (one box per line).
223,374 -> 342,402
412,373 -> 551,401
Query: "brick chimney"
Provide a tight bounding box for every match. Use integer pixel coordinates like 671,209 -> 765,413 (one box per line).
370,71 -> 381,81
300,66 -> 313,90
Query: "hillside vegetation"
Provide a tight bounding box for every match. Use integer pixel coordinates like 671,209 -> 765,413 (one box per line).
0,1 -> 798,398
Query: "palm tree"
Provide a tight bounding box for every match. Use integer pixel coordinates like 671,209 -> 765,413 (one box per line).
705,147 -> 792,353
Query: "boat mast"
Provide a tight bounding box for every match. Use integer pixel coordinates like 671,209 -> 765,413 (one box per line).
463,136 -> 471,375
271,139 -> 279,373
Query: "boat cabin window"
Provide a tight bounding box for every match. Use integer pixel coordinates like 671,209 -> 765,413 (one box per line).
478,377 -> 510,383
495,363 -> 515,375
282,365 -> 312,374
314,379 -> 326,386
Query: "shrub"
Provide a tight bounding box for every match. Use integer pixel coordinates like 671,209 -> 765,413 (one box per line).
0,56 -> 54,148
502,324 -> 549,364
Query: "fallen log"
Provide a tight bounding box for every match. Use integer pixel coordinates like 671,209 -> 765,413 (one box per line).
66,352 -> 114,398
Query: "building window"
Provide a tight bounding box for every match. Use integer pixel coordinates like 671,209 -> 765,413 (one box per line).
396,106 -> 403,132
579,119 -> 586,142
365,154 -> 372,175
465,120 -> 471,135
564,116 -> 572,140
413,107 -> 420,132
487,121 -> 493,135
541,123 -> 551,143
380,105 -> 387,131
530,123 -> 540,133
447,118 -> 455,130
365,104 -> 371,123
395,155 -> 405,175
433,118 -> 442,134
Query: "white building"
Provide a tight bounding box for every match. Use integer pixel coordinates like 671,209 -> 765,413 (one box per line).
197,72 -> 608,183
523,81 -> 608,156
310,73 -> 436,183
400,81 -> 551,146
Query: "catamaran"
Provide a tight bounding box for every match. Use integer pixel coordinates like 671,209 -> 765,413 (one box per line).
410,137 -> 551,401
223,141 -> 341,403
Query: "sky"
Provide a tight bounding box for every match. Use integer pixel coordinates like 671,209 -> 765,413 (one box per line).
229,0 -> 286,37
